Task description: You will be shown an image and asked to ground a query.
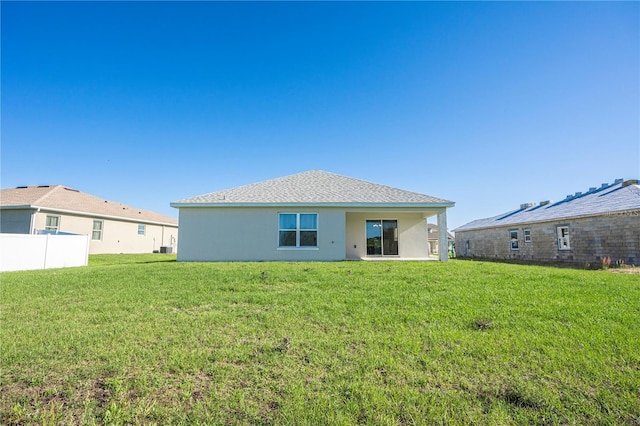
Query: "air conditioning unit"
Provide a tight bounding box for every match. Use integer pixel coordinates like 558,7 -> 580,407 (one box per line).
160,246 -> 173,254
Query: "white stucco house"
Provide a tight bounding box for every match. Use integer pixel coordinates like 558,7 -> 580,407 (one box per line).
171,170 -> 454,261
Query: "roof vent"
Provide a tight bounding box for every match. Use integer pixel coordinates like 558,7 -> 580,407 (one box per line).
520,202 -> 536,210
600,183 -> 608,189
588,187 -> 597,192
622,179 -> 638,187
574,192 -> 582,197
539,200 -> 550,206
16,186 -> 28,189
614,178 -> 624,184
565,194 -> 573,200
37,185 -> 50,188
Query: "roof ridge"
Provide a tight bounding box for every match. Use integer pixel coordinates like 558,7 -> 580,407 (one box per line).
173,170 -> 454,205
330,171 -> 445,199
1,184 -> 178,225
31,185 -> 64,205
312,170 -> 454,203
454,178 -> 639,232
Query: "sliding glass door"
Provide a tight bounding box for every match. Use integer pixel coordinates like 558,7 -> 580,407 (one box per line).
366,220 -> 398,256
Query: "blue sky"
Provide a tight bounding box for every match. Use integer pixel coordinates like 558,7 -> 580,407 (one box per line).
2,1 -> 638,230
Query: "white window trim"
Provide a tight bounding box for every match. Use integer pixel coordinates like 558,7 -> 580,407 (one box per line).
45,215 -> 60,232
138,224 -> 146,236
278,212 -> 319,249
92,220 -> 103,241
524,228 -> 532,243
509,229 -> 519,250
557,225 -> 571,250
277,246 -> 320,251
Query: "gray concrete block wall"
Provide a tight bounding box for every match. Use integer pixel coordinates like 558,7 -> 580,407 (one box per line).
455,212 -> 640,266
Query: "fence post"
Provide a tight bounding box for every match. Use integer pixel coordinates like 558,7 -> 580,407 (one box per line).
43,234 -> 50,269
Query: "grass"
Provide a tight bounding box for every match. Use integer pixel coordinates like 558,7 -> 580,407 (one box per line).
1,255 -> 639,425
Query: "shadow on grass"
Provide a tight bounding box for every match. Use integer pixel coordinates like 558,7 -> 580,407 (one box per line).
89,254 -> 177,267
455,256 -> 635,271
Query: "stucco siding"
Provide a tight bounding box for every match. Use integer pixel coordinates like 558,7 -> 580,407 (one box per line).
177,207 -> 346,261
32,211 -> 178,254
0,209 -> 31,234
455,213 -> 640,265
345,212 -> 429,260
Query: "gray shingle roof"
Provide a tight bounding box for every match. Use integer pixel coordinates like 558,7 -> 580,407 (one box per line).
454,179 -> 640,232
172,170 -> 454,206
1,185 -> 178,225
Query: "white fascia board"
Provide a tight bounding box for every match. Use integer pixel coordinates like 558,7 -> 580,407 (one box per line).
170,202 -> 455,209
0,205 -> 33,210
28,205 -> 178,227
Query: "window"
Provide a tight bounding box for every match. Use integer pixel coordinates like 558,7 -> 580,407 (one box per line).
524,228 -> 532,243
92,220 -> 103,241
510,229 -> 519,250
279,213 -> 318,248
366,220 -> 398,256
45,215 -> 60,232
557,226 -> 570,250
138,224 -> 146,236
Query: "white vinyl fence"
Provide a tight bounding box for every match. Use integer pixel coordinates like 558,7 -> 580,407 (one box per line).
0,233 -> 90,272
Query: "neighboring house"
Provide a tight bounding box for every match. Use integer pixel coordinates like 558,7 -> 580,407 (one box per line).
0,185 -> 178,254
171,170 -> 455,261
427,223 -> 455,256
454,179 -> 640,266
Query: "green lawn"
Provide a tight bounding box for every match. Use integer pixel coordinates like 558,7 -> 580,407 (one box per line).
1,255 -> 639,425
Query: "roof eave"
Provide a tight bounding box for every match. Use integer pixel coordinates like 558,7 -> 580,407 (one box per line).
3,205 -> 179,227
454,208 -> 640,232
171,201 -> 455,209
0,205 -> 34,210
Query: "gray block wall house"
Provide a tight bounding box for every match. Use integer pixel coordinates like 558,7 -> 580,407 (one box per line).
454,179 -> 640,266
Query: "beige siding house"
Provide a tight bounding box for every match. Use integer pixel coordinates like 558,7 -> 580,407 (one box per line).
454,179 -> 640,266
171,170 -> 454,262
0,185 -> 178,254
427,223 -> 455,256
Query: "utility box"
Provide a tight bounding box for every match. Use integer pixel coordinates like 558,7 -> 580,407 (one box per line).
160,246 -> 173,254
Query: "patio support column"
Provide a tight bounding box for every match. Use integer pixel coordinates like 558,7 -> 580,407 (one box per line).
437,209 -> 448,262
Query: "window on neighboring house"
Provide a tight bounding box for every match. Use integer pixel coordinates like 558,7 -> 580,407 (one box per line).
279,213 -> 318,248
510,229 -> 519,250
138,224 -> 146,236
524,228 -> 532,243
92,220 -> 103,241
557,226 -> 570,250
45,215 -> 60,232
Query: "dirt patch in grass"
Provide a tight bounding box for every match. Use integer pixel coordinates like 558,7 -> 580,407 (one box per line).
477,382 -> 545,414
0,374 -> 114,425
471,318 -> 495,331
0,369 -> 223,425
